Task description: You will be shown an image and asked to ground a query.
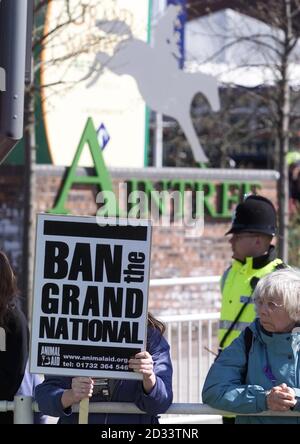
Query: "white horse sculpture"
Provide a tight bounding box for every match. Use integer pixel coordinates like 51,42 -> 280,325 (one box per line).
86,5 -> 220,163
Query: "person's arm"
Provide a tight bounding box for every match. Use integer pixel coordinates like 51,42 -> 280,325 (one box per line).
0,306 -> 28,400
61,377 -> 94,409
35,375 -> 94,418
202,331 -> 267,414
131,328 -> 173,415
129,351 -> 156,394
35,375 -> 74,418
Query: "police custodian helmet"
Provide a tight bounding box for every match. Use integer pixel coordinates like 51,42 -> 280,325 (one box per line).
225,194 -> 277,236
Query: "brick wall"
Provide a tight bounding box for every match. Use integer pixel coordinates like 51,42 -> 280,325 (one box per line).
0,165 -> 278,316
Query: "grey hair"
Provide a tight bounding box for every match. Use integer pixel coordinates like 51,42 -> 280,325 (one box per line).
252,268 -> 300,321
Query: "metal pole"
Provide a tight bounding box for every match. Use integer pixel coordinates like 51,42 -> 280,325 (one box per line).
0,0 -> 29,163
0,0 -> 28,139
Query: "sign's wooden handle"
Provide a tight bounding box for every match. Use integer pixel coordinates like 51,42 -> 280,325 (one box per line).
79,398 -> 89,424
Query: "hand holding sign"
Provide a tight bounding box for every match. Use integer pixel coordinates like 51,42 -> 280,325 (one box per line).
71,377 -> 94,401
61,377 -> 94,408
61,376 -> 94,424
129,351 -> 156,394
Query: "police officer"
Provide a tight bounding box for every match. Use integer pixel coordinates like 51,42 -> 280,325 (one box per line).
218,194 -> 285,424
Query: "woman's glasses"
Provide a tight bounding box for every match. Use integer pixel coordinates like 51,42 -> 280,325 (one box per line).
254,299 -> 284,312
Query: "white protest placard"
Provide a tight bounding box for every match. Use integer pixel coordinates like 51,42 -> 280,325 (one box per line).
30,214 -> 151,380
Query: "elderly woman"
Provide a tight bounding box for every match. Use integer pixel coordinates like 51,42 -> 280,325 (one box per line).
202,268 -> 300,424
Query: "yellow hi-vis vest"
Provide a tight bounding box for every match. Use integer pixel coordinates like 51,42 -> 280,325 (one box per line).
218,257 -> 283,349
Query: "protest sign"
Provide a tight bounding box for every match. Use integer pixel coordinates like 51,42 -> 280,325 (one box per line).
30,214 -> 151,380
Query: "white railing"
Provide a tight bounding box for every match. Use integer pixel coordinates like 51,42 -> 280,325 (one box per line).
160,312 -> 219,403
150,276 -> 221,287
150,275 -> 221,403
1,397 -> 300,424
